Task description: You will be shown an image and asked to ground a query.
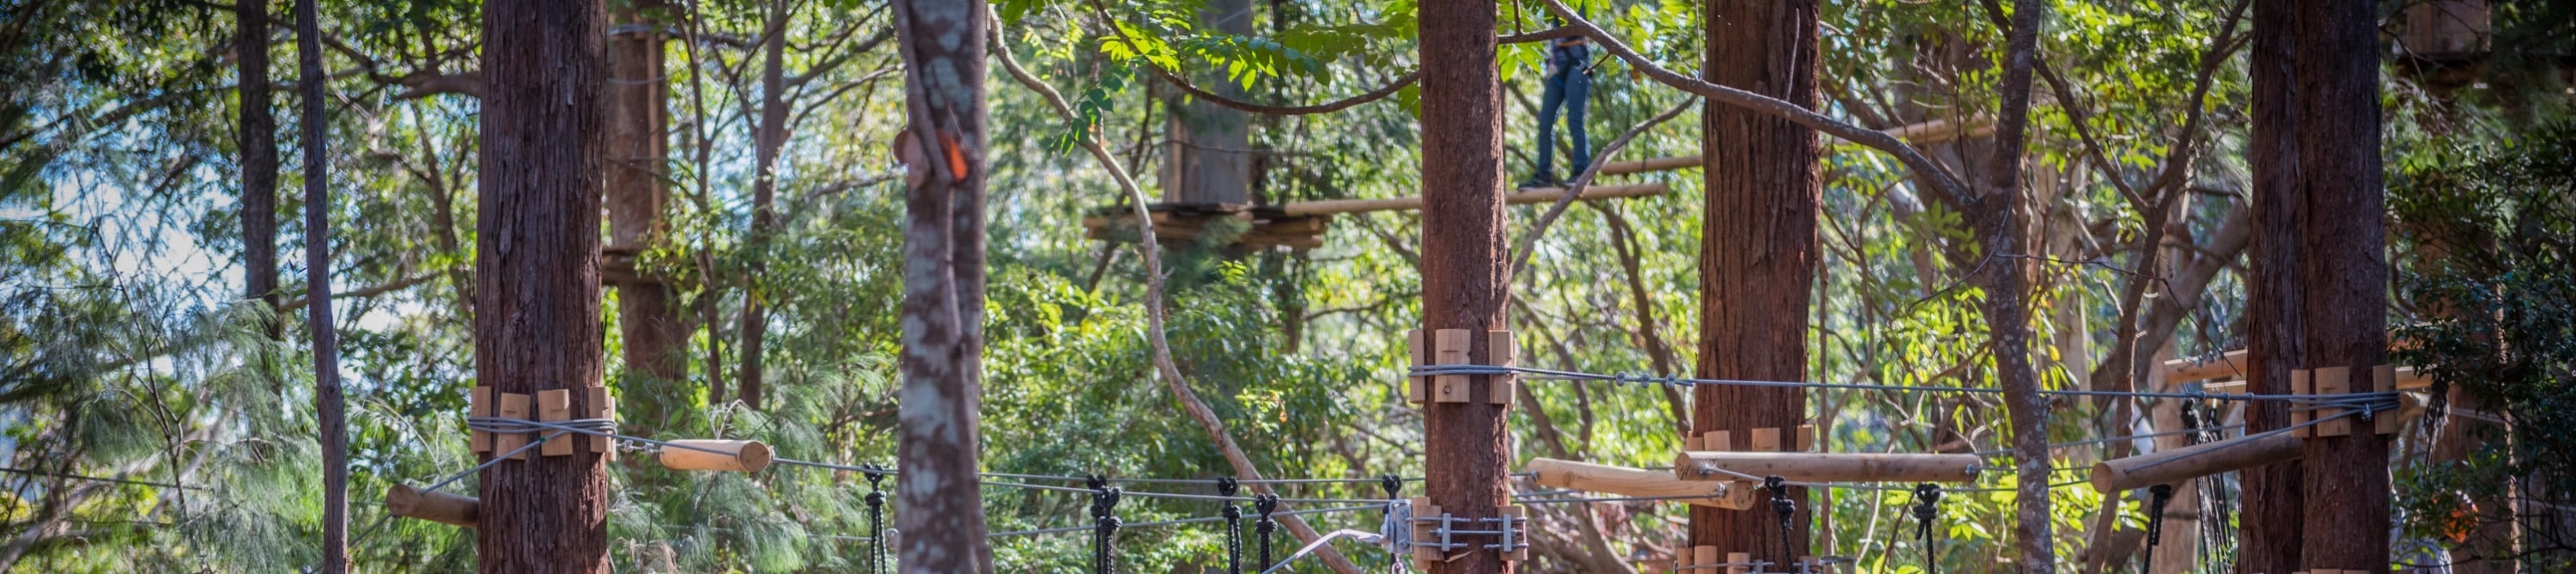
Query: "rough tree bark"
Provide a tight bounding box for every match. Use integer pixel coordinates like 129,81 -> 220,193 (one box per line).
474,0 -> 612,572
1419,0 -> 1511,571
1972,0 -> 2056,571
2239,2 -> 2305,571
294,0 -> 347,571
2293,0 -> 2392,570
736,0 -> 790,410
606,0 -> 688,433
236,0 -> 281,337
1692,0 -> 1820,566
890,0 -> 993,570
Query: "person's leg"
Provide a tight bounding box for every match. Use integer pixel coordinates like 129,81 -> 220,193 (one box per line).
1565,72 -> 1592,176
1530,71 -> 1567,185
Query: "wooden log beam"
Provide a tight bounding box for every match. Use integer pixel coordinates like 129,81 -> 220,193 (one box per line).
1526,458 -> 1755,510
1673,451 -> 1979,483
657,439 -> 773,472
1595,115 -> 1999,175
386,485 -> 480,528
1275,183 -> 1667,217
2090,432 -> 2304,493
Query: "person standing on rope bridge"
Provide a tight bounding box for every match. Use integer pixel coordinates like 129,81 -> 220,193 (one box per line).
1521,27 -> 1595,189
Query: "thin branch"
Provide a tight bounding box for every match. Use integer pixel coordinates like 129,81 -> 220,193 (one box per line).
993,20 -> 1363,574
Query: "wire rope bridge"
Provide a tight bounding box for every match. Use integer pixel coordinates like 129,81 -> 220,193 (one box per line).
373,342 -> 2417,574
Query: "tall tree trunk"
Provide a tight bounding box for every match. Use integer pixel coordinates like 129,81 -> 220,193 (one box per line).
236,0 -> 280,338
1977,0 -> 2054,571
606,0 -> 686,433
2294,0 -> 2392,570
1419,0 -> 1510,571
1161,0 -> 1253,205
293,0 -> 347,571
1692,0 -> 1819,566
475,0 -> 611,571
2239,2 -> 2306,572
737,0 -> 790,411
890,0 -> 993,570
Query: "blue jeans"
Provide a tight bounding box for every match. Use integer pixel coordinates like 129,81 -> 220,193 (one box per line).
1534,69 -> 1591,180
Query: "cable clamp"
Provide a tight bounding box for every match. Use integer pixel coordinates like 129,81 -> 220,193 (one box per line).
1403,498 -> 1528,569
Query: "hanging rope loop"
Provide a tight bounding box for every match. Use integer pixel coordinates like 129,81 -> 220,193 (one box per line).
863,464 -> 890,574
1910,483 -> 1943,574
1254,493 -> 1280,570
1218,476 -> 1243,574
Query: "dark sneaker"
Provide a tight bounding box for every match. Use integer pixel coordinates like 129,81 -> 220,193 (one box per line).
1517,176 -> 1561,189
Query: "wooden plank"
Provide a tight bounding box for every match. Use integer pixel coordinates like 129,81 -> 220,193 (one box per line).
386,485 -> 479,528
1726,552 -> 1753,574
2162,349 -> 2252,382
2292,369 -> 2314,437
2375,364 -> 2402,435
1795,424 -> 1818,452
1750,427 -> 1783,452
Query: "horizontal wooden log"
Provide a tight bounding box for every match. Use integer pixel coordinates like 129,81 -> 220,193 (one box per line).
659,439 -> 774,473
386,485 -> 478,528
2160,349 -> 2251,383
1526,457 -> 1753,510
1673,451 -> 1978,483
1273,183 -> 1667,217
2090,431 -> 2303,493
1590,116 -> 1998,176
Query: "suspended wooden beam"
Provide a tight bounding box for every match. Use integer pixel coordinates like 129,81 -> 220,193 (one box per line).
386,485 -> 479,528
1525,457 -> 1754,510
1271,183 -> 1668,217
1595,114 -> 2000,176
658,439 -> 774,473
2091,432 -> 2304,493
1673,451 -> 1979,483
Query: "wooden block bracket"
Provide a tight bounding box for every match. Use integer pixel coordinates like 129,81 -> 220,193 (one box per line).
2293,364 -> 2401,438
1406,329 -> 1516,407
471,386 -> 618,461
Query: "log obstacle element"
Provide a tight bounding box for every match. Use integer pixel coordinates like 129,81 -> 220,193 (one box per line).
1275,183 -> 1667,217
1525,458 -> 1753,510
386,485 -> 479,528
658,439 -> 774,473
1672,451 -> 1978,483
2089,431 -> 2304,493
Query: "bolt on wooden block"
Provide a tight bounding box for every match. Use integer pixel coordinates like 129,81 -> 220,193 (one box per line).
2374,364 -> 2400,435
1487,330 -> 1516,406
587,387 -> 617,461
468,387 -> 493,454
2292,369 -> 2315,437
1726,552 -> 1752,574
1433,328 -> 1472,403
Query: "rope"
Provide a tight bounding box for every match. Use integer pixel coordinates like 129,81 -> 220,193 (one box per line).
1255,493 -> 1279,571
864,465 -> 889,574
2142,483 -> 2175,574
1090,475 -> 1123,574
1762,476 -> 1796,566
1220,477 -> 1243,574
1910,484 -> 1943,574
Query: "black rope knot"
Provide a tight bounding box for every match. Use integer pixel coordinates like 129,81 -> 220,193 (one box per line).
1379,474 -> 1402,500
2142,483 -> 2177,574
1254,493 -> 1280,570
1911,483 -> 1943,574
861,464 -> 889,574
1762,475 -> 1797,565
